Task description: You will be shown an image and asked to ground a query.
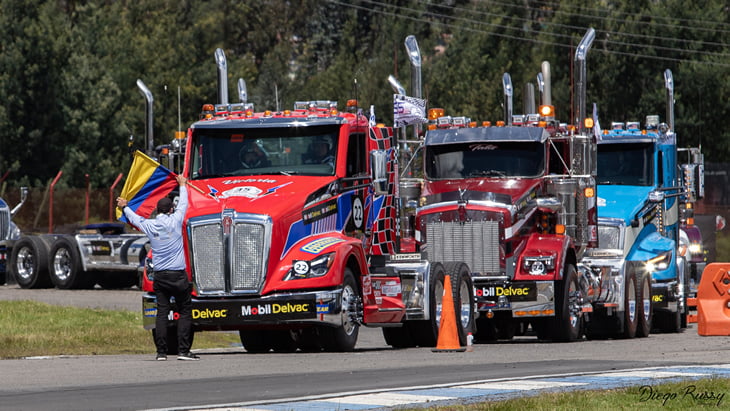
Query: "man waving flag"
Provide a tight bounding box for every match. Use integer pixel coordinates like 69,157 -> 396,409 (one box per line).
116,150 -> 177,222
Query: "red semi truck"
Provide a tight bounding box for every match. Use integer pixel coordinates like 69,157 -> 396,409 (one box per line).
409,29 -> 599,342
139,48 -> 475,353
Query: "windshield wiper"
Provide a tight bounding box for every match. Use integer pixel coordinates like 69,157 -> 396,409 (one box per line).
279,170 -> 299,175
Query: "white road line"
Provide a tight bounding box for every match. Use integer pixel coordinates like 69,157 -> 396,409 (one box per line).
316,392 -> 453,406
459,380 -> 587,390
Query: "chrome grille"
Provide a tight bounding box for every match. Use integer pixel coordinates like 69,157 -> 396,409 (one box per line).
231,223 -> 265,290
191,224 -> 226,293
427,221 -> 500,275
0,201 -> 9,240
190,215 -> 270,295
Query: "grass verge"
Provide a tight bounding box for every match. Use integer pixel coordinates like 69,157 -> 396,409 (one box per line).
421,377 -> 730,410
0,300 -> 239,358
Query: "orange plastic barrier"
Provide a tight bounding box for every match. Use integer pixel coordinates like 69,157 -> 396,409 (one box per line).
686,297 -> 698,324
432,274 -> 466,352
696,263 -> 730,336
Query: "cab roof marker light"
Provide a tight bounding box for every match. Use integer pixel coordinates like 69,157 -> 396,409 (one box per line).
294,101 -> 309,111
437,116 -> 452,128
229,103 -> 244,115
452,116 -> 467,127
214,104 -> 229,116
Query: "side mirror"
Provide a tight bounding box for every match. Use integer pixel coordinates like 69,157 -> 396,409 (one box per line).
11,186 -> 29,217
370,150 -> 389,195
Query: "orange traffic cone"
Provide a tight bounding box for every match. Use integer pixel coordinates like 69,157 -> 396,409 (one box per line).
432,274 -> 466,352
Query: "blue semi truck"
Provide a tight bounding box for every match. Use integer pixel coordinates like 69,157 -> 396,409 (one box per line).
581,69 -> 690,336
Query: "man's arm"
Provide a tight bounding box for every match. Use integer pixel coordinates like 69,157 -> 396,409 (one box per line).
174,175 -> 189,219
115,196 -> 147,228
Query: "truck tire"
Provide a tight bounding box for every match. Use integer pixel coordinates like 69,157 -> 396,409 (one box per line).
382,325 -> 416,348
10,236 -> 52,289
621,271 -> 638,338
655,308 -> 681,333
410,262 -> 445,347
239,330 -> 272,353
445,262 -> 475,346
320,268 -> 360,352
552,264 -> 582,342
49,236 -> 93,289
636,272 -> 652,338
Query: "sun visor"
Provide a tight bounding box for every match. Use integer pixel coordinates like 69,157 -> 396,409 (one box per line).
425,126 -> 549,146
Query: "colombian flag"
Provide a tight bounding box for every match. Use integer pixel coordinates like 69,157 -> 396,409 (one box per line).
116,150 -> 177,222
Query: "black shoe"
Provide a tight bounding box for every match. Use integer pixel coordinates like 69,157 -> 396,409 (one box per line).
156,354 -> 167,361
177,352 -> 200,361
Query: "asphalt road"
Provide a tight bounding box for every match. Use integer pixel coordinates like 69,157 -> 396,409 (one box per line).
2,285 -> 730,411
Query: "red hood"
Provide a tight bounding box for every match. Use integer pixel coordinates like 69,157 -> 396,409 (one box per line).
184,176 -> 333,218
422,177 -> 542,206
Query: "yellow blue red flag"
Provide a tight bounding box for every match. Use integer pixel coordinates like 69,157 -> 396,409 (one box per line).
116,150 -> 177,222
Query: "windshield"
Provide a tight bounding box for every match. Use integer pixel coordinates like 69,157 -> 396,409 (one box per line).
189,125 -> 339,179
425,141 -> 545,179
597,143 -> 653,186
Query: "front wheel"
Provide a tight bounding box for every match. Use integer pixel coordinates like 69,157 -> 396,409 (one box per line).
636,273 -> 652,338
320,268 -> 360,352
445,262 -> 475,345
552,264 -> 582,342
621,271 -> 638,338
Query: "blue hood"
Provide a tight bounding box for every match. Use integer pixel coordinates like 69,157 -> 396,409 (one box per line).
597,185 -> 654,224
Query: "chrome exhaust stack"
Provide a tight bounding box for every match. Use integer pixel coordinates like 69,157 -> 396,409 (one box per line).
502,73 -> 513,125
404,35 -> 422,140
574,28 -> 595,134
664,69 -> 674,132
523,82 -> 536,115
238,78 -> 248,103
540,61 -> 552,107
215,48 -> 229,105
388,74 -> 407,96
136,79 -> 154,156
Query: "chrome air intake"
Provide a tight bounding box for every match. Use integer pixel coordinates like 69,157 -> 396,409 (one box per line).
189,212 -> 272,295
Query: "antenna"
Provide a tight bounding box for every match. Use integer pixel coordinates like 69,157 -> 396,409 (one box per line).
275,83 -> 280,111
177,86 -> 181,133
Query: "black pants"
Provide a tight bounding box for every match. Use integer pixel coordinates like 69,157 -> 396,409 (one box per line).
153,270 -> 193,355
